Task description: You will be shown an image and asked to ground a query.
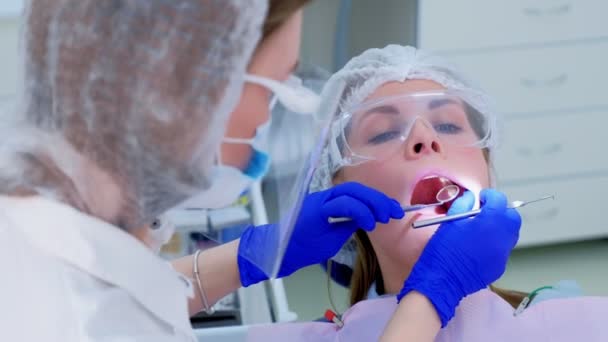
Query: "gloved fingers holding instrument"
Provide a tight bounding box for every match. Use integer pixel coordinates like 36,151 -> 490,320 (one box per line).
238,181 -> 404,286
398,189 -> 522,327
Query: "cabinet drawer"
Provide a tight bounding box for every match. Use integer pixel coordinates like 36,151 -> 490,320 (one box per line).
495,111 -> 608,182
448,42 -> 608,114
419,0 -> 608,51
503,176 -> 608,247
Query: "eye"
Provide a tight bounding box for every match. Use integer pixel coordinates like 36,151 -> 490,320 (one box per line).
434,123 -> 463,134
368,131 -> 402,144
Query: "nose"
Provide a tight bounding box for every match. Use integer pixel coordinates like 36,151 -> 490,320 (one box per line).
403,118 -> 446,160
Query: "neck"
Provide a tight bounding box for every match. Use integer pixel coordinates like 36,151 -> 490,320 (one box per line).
376,252 -> 417,295
75,157 -> 125,226
372,235 -> 427,295
14,133 -> 126,228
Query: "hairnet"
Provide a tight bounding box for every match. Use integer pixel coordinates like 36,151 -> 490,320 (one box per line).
309,45 -> 500,268
0,0 -> 266,231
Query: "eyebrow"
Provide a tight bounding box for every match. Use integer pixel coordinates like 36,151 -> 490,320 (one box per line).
354,105 -> 401,128
428,98 -> 459,110
363,104 -> 400,116
345,105 -> 399,137
362,98 -> 459,117
356,97 -> 461,126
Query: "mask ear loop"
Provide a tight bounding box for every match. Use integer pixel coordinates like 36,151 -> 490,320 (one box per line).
244,74 -> 321,114
223,136 -> 254,144
268,93 -> 279,111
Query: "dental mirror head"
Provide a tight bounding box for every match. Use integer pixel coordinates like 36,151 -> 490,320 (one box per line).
435,184 -> 460,204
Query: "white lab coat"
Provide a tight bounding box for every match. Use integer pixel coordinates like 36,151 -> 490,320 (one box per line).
0,196 -> 197,342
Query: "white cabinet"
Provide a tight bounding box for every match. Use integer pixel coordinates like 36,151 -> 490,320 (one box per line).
496,111 -> 607,182
418,1 -> 608,247
419,0 -> 608,51
504,176 -> 608,247
448,42 -> 608,114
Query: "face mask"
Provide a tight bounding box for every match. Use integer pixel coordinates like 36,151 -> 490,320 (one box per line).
176,74 -> 319,209
178,119 -> 272,209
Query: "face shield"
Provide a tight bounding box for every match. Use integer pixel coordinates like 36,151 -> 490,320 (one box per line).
162,65 -> 328,280
240,78 -> 341,278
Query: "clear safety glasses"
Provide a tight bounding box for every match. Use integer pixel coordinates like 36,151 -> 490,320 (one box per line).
333,90 -> 493,165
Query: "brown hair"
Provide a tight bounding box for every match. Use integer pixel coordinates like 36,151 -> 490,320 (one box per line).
262,0 -> 312,39
346,149 -> 528,308
348,232 -> 528,308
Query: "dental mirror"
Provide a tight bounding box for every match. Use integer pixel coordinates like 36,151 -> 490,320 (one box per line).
401,184 -> 460,213
435,184 -> 460,204
328,184 -> 461,223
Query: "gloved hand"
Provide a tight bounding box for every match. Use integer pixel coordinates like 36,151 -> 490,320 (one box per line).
397,189 -> 521,327
238,182 -> 404,287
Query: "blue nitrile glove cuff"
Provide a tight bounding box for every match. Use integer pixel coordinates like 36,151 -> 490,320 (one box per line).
238,224 -> 275,287
397,242 -> 469,328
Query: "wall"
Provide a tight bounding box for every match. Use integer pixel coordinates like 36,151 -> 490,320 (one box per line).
0,17 -> 20,110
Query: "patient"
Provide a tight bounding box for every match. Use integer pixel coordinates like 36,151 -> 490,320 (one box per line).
311,44 -> 527,309
305,44 -> 605,341
246,45 -> 608,342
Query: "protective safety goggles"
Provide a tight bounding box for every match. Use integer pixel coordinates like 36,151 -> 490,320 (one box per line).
332,90 -> 494,166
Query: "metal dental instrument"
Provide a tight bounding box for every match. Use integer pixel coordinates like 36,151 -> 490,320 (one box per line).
328,184 -> 460,224
412,195 -> 555,229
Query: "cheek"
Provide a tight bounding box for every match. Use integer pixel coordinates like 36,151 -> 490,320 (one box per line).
339,161 -> 410,200
225,84 -> 271,138
368,221 -> 437,264
449,148 -> 491,188
220,85 -> 270,170
220,143 -> 253,170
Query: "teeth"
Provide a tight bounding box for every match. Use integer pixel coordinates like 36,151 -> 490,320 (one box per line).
422,175 -> 451,182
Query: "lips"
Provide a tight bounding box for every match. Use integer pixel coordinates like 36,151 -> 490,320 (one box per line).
410,175 -> 466,214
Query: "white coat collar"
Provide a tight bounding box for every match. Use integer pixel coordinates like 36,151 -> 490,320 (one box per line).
0,195 -> 195,338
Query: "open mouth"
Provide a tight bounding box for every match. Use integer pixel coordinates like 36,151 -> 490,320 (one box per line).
410,175 -> 467,215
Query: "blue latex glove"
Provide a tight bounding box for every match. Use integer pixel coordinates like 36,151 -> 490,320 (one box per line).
397,189 -> 521,327
238,182 -> 404,287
